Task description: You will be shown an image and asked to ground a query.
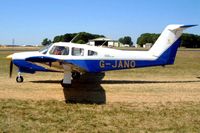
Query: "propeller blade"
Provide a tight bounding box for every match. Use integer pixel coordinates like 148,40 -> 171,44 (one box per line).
9,61 -> 13,78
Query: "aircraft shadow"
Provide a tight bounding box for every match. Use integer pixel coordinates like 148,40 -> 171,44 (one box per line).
30,73 -> 106,104
30,75 -> 200,104
63,73 -> 106,104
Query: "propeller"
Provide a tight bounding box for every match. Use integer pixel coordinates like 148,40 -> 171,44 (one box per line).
6,54 -> 13,78
9,61 -> 13,78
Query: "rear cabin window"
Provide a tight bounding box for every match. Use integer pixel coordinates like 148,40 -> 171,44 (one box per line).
72,47 -> 84,56
49,46 -> 69,55
88,50 -> 98,56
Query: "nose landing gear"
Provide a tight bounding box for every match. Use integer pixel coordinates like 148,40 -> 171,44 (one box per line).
16,72 -> 23,83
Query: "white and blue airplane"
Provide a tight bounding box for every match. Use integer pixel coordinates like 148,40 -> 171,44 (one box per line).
7,24 -> 196,87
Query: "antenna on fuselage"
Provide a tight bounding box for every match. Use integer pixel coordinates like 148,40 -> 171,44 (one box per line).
100,40 -> 108,47
70,33 -> 80,43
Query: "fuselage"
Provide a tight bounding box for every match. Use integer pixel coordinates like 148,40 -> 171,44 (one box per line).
11,42 -> 161,73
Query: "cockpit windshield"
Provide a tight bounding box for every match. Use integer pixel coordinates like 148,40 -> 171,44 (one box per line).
39,44 -> 52,54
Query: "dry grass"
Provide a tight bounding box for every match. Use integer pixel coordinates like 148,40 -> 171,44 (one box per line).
0,100 -> 200,133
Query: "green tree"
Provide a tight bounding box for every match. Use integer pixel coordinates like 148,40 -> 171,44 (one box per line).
181,33 -> 200,48
137,33 -> 200,48
137,33 -> 160,47
76,40 -> 86,44
52,32 -> 105,44
41,38 -> 51,46
53,36 -> 62,43
118,36 -> 133,46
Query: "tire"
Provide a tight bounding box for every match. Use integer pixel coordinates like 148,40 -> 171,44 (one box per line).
72,72 -> 81,80
16,76 -> 24,83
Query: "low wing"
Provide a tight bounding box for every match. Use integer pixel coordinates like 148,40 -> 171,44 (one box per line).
25,56 -> 87,73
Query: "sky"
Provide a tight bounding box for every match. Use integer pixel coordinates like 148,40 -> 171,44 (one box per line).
0,0 -> 200,45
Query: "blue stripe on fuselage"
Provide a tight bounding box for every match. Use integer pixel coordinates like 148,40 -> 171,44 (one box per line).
66,60 -> 136,72
13,60 -> 54,73
64,59 -> 165,72
12,58 -> 170,73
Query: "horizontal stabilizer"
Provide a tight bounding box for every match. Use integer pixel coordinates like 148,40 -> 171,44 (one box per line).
180,24 -> 198,28
168,24 -> 198,31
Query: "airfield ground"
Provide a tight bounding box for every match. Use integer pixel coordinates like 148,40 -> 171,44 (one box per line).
0,47 -> 200,132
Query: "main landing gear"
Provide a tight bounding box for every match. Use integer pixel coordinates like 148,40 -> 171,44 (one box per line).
16,72 -> 23,83
61,72 -> 81,88
72,72 -> 81,80
61,64 -> 81,88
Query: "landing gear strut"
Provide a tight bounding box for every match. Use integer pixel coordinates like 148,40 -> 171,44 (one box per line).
61,65 -> 72,88
61,79 -> 72,88
61,72 -> 81,88
16,72 -> 23,83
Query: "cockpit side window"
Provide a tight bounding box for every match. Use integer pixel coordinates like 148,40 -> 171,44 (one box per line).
49,46 -> 69,55
72,47 -> 84,56
88,50 -> 98,56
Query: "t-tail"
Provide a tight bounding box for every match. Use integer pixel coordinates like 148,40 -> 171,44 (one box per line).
149,24 -> 197,65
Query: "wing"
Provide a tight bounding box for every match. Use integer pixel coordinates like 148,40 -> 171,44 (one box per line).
25,56 -> 87,73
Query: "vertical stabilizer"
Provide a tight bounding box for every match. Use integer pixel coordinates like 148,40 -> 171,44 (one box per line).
149,24 -> 197,64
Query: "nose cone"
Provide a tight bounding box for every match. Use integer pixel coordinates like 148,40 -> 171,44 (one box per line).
6,54 -> 13,59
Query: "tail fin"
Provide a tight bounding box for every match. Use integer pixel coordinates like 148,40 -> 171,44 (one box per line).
149,24 -> 197,65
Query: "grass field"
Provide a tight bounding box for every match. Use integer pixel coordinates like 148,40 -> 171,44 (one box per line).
0,47 -> 200,132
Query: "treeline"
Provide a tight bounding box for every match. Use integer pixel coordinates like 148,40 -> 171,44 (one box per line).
53,32 -> 105,44
137,33 -> 200,48
181,33 -> 200,48
42,32 -> 200,48
42,32 -> 105,46
118,36 -> 133,46
42,32 -> 134,46
137,33 -> 160,47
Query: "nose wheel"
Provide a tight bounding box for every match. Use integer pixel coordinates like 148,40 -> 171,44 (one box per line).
16,72 -> 24,83
16,76 -> 23,83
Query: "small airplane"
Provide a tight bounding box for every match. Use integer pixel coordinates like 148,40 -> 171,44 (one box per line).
6,24 -> 197,87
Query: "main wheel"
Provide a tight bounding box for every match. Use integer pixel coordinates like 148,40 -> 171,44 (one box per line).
16,76 -> 24,83
72,72 -> 81,80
